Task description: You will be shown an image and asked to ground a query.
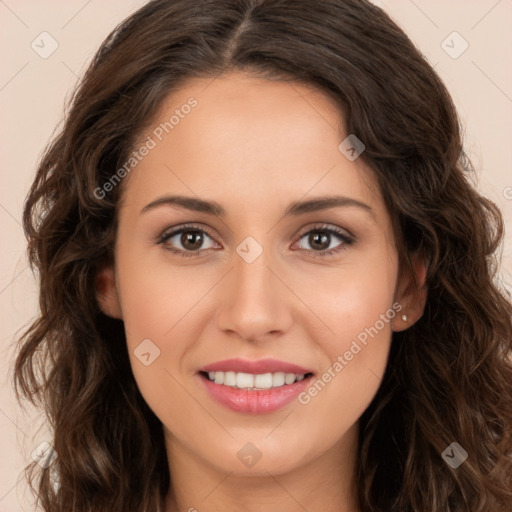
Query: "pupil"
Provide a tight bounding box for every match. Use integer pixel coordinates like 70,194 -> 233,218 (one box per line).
182,231 -> 203,250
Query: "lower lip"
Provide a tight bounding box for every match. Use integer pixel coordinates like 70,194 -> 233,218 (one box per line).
198,373 -> 313,414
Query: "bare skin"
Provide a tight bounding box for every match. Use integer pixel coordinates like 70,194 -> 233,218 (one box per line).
96,71 -> 427,512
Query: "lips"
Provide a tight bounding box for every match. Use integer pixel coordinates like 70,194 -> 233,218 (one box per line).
199,358 -> 314,375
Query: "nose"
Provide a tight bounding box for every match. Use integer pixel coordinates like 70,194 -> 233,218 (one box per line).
215,246 -> 294,342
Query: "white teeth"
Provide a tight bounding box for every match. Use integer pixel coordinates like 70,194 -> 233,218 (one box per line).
236,372 -> 254,388
224,371 -> 237,386
205,370 -> 308,389
272,372 -> 285,387
284,373 -> 296,385
254,373 -> 273,389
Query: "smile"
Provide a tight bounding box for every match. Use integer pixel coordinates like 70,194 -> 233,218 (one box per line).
203,370 -> 308,390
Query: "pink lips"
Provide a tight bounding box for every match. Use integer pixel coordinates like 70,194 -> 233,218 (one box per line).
200,358 -> 313,375
198,358 -> 314,414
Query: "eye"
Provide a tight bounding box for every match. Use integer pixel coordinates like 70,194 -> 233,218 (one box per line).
294,224 -> 354,257
157,224 -> 219,257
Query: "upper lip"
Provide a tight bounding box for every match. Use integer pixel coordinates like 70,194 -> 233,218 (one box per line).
199,358 -> 314,375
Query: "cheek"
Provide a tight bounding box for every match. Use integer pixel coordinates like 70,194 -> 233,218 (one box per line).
291,255 -> 397,422
116,247 -> 207,345
295,254 -> 397,353
311,289 -> 394,400
114,251 -> 205,411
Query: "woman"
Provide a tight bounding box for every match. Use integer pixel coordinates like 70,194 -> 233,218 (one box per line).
13,0 -> 512,510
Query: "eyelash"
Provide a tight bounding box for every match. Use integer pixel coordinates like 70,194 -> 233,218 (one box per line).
157,223 -> 354,258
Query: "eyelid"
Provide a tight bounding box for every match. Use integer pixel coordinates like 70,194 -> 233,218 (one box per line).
294,222 -> 354,241
157,222 -> 217,244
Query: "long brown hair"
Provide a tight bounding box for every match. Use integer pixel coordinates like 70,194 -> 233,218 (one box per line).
12,0 -> 512,510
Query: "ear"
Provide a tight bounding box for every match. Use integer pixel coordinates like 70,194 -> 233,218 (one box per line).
392,253 -> 428,332
95,264 -> 123,319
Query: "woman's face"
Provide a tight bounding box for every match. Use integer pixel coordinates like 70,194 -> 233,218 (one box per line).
98,71 -> 420,478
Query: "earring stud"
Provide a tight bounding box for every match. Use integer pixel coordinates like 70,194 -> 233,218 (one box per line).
401,314 -> 408,322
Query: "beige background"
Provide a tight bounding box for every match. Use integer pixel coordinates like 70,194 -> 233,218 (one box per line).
1,1 -> 511,509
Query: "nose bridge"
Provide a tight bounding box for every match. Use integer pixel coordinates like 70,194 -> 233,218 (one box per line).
216,236 -> 293,340
234,243 -> 274,302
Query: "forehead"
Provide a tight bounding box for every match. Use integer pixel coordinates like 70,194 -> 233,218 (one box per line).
124,71 -> 383,219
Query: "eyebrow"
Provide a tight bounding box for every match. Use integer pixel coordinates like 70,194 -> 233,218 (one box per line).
140,194 -> 375,220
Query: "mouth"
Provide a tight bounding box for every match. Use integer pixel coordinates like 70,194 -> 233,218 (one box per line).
196,359 -> 315,414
